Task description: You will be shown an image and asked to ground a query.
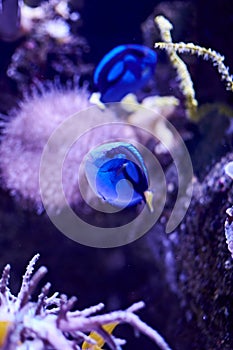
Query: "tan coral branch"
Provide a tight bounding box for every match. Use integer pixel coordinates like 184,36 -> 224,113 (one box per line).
154,41 -> 233,92
154,16 -> 198,120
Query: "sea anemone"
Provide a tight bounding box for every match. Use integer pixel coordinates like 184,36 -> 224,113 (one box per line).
0,83 -> 136,215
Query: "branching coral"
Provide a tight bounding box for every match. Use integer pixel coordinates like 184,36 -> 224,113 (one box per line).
154,41 -> 233,92
0,254 -> 172,350
154,15 -> 198,120
154,15 -> 233,121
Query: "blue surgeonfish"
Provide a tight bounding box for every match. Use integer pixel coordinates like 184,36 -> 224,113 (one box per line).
94,44 -> 157,102
84,142 -> 153,211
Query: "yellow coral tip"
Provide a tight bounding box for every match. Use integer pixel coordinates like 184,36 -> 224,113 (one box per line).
144,190 -> 154,213
89,92 -> 106,110
0,321 -> 11,346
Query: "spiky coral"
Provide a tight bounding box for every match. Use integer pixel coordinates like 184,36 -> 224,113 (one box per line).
154,41 -> 233,92
0,254 -> 172,350
154,15 -> 233,121
154,16 -> 198,120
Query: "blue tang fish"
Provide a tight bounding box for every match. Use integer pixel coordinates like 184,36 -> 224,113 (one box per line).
84,142 -> 153,210
94,44 -> 157,102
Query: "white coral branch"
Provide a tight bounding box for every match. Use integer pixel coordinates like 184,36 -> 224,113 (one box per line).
0,254 -> 173,350
60,302 -> 172,350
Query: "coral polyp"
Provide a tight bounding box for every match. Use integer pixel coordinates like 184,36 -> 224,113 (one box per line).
0,254 -> 172,350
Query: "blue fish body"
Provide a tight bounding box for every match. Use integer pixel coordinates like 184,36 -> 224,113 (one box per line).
85,142 -> 149,208
94,44 -> 157,102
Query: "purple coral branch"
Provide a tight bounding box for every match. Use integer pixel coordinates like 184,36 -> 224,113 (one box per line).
0,254 -> 173,350
35,282 -> 51,315
60,303 -> 172,350
70,302 -> 105,317
16,253 -> 41,309
0,264 -> 10,295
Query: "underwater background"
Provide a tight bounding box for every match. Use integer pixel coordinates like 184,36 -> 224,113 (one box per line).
0,0 -> 233,349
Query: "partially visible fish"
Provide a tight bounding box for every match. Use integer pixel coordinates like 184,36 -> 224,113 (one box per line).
84,142 -> 154,210
94,44 -> 157,102
82,322 -> 118,349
